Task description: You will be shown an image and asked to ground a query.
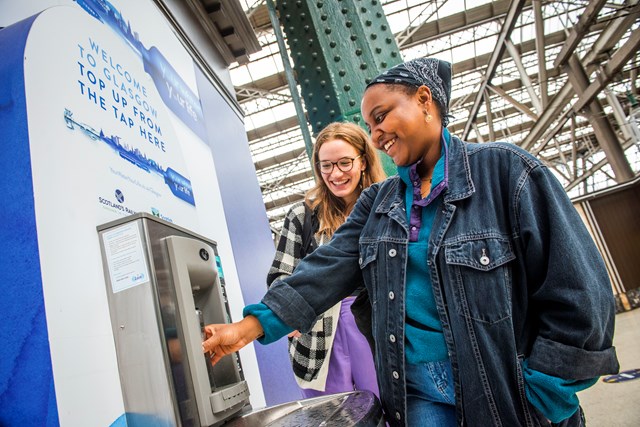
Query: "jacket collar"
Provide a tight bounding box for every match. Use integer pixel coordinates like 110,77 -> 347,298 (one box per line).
444,134 -> 475,202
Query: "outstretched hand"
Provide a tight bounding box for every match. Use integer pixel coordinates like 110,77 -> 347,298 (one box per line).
202,315 -> 264,366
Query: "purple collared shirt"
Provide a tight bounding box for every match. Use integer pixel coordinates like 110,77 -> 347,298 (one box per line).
399,130 -> 450,242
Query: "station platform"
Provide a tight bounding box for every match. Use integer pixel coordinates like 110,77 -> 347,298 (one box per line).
578,307 -> 640,426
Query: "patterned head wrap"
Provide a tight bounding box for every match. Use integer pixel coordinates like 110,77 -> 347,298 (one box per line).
367,58 -> 453,127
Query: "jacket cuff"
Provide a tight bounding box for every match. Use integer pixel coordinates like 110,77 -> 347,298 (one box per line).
529,336 -> 619,379
261,279 -> 318,333
523,359 -> 597,423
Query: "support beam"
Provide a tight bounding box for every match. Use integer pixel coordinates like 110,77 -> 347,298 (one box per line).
566,55 -> 634,182
247,115 -> 299,142
571,114 -> 578,180
239,26 -> 569,108
261,170 -> 314,193
552,137 -> 570,175
254,146 -> 306,170
605,87 -> 635,143
545,159 -> 571,182
396,1 -> 446,48
484,89 -> 496,141
572,28 -> 640,113
472,123 -> 485,143
505,38 -> 543,112
235,85 -> 291,103
275,0 -> 400,175
488,84 -> 539,120
532,111 -> 571,155
532,0 -> 548,107
565,139 -> 637,191
553,0 -> 607,68
462,0 -> 526,140
266,0 -> 314,162
265,193 -> 305,211
397,0 -> 524,48
520,0 -> 639,151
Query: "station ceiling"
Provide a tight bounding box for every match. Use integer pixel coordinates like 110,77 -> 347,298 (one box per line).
228,0 -> 640,233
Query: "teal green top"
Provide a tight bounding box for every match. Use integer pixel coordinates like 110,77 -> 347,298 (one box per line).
397,137 -> 448,364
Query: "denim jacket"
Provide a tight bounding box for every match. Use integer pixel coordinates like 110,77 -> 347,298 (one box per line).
263,135 -> 619,426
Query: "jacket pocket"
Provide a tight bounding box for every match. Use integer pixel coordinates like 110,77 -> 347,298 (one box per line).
359,241 -> 378,269
444,235 -> 515,324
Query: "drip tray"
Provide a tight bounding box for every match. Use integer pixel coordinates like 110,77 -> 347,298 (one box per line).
225,390 -> 384,427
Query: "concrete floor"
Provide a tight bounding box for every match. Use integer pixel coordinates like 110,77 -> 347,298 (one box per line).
578,308 -> 640,426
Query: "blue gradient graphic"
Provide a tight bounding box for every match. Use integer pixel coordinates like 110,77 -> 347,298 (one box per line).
64,109 -> 195,205
75,0 -> 207,140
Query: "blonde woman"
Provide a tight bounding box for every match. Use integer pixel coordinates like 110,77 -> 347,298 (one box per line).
266,122 -> 385,398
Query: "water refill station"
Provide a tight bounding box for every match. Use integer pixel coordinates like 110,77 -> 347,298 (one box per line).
96,213 -> 383,427
0,1 -> 384,425
97,214 -> 250,426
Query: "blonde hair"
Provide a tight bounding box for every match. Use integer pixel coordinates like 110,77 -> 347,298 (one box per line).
305,122 -> 386,238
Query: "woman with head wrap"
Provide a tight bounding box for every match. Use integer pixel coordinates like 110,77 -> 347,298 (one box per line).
202,58 -> 619,426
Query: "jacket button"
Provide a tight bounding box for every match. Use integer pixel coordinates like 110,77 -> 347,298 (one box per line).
392,370 -> 399,379
388,249 -> 397,257
358,257 -> 362,265
480,249 -> 490,265
395,412 -> 401,420
388,291 -> 395,300
389,334 -> 396,343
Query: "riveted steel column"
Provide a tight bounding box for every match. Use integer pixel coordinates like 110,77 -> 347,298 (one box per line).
275,0 -> 402,175
266,0 -> 315,161
566,55 -> 634,183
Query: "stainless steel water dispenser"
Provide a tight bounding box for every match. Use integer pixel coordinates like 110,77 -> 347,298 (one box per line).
98,213 -> 250,426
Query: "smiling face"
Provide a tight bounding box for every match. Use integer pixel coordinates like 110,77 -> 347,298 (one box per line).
317,138 -> 365,206
361,83 -> 442,168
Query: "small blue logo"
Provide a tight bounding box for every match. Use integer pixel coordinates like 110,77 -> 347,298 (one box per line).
115,189 -> 125,203
131,273 -> 145,282
150,207 -> 173,223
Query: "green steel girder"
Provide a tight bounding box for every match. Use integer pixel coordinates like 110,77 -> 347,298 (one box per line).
276,0 -> 402,175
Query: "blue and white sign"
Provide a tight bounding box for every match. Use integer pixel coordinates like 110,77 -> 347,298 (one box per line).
0,1 -> 270,425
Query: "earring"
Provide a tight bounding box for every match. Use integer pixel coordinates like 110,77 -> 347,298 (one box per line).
425,112 -> 433,123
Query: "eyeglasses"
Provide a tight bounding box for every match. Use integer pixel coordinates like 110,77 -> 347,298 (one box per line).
317,155 -> 362,174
